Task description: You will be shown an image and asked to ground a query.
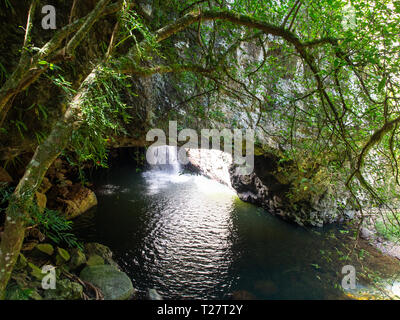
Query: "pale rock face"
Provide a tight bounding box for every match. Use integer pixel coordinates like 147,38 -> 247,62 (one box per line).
186,149 -> 350,227
186,148 -> 233,188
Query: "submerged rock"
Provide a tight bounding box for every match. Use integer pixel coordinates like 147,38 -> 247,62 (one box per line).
147,288 -> 163,300
231,290 -> 256,300
253,280 -> 278,296
80,265 -> 135,300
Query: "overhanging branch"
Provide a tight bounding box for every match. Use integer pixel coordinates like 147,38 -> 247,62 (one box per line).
122,63 -> 214,76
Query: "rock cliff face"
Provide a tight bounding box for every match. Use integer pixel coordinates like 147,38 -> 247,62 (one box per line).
231,154 -> 353,226
186,149 -> 346,226
230,153 -> 349,226
229,153 -> 289,214
186,148 -> 233,188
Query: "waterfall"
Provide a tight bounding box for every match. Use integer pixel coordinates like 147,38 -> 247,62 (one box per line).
146,145 -> 180,174
143,146 -> 236,196
143,145 -> 188,195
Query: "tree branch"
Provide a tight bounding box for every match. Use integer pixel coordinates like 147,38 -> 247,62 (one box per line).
0,2 -> 121,126
20,0 -> 40,63
121,63 -> 214,76
281,0 -> 301,28
66,0 -> 112,55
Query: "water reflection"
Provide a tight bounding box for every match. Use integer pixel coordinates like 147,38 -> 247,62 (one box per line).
138,169 -> 238,299
75,163 -> 400,299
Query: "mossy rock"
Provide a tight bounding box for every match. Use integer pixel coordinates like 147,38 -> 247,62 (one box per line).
87,254 -> 104,266
84,243 -> 119,268
57,247 -> 70,262
36,244 -> 54,256
80,265 -> 134,300
69,248 -> 87,270
43,279 -> 83,300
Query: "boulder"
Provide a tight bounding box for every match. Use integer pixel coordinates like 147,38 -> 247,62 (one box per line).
186,148 -> 233,188
84,243 -> 119,268
253,280 -> 278,296
87,254 -> 105,266
80,265 -> 134,300
60,185 -> 97,219
229,153 -> 347,226
360,227 -> 374,240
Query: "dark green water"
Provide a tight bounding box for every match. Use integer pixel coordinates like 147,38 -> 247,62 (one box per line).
74,164 -> 390,300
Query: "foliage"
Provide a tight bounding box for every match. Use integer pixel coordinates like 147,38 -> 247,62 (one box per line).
375,212 -> 400,242
28,207 -> 82,250
145,1 -> 400,220
0,186 -> 81,249
117,7 -> 160,60
70,66 -> 132,170
4,283 -> 32,300
1,0 -> 399,222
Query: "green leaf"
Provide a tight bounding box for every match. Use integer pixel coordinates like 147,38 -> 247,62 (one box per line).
378,77 -> 386,92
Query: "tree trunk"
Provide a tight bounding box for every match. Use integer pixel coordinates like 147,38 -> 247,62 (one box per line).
0,66 -> 99,299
